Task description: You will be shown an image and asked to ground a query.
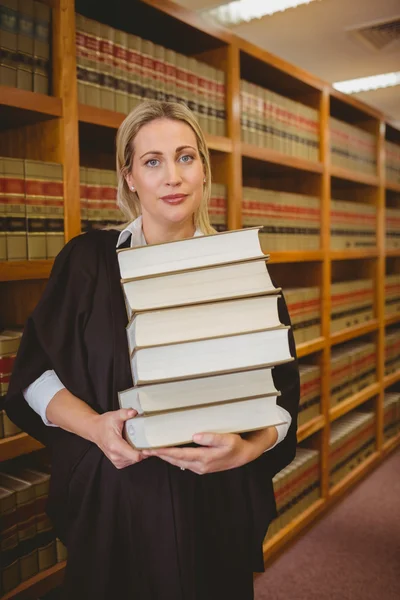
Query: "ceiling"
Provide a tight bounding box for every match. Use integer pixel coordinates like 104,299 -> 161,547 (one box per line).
175,0 -> 400,128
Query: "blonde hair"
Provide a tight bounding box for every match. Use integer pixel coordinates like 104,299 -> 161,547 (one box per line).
115,100 -> 216,235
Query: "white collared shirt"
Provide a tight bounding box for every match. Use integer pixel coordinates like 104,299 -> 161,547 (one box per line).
23,217 -> 291,450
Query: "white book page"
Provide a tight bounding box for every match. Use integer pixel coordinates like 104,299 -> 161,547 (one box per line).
125,396 -> 285,448
124,259 -> 275,312
133,327 -> 290,384
118,228 -> 263,279
131,294 -> 281,349
119,367 -> 278,413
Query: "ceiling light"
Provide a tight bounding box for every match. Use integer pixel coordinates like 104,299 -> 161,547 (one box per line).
333,72 -> 400,94
204,0 -> 321,26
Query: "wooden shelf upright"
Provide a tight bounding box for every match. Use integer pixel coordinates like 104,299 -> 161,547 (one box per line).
1,1 -> 400,597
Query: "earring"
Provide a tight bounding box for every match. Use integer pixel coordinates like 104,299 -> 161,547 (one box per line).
130,186 -> 135,191
203,178 -> 206,183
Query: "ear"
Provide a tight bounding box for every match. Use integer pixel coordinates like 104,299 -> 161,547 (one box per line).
125,173 -> 135,190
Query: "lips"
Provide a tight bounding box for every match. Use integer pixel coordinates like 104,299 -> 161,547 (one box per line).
160,194 -> 188,204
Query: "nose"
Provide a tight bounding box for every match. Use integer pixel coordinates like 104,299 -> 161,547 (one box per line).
165,161 -> 182,187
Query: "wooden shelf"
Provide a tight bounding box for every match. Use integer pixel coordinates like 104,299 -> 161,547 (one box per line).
329,382 -> 381,422
383,432 -> 400,455
0,86 -> 62,130
241,143 -> 323,174
296,337 -> 325,358
267,251 -> 324,264
2,562 -> 66,600
385,249 -> 400,257
330,165 -> 379,187
297,415 -> 325,442
384,313 -> 400,327
0,433 -> 43,463
0,260 -> 54,282
383,369 -> 400,388
78,104 -> 232,153
330,249 -> 379,260
263,498 -> 325,562
329,451 -> 380,499
386,181 -> 400,193
330,319 -> 379,346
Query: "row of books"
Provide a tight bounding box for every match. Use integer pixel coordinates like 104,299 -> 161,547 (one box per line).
329,410 -> 375,487
383,391 -> 400,442
385,207 -> 400,249
266,447 -> 320,540
384,327 -> 400,376
330,340 -> 376,407
0,463 -> 67,596
385,274 -> 400,315
75,14 -> 226,136
285,286 -> 320,346
0,0 -> 50,94
79,166 -> 227,233
386,140 -> 400,184
331,199 -> 376,249
298,365 -> 320,427
242,188 -> 320,251
331,279 -> 374,333
0,157 -> 64,261
117,228 -> 293,449
330,117 -> 377,176
240,80 -> 319,162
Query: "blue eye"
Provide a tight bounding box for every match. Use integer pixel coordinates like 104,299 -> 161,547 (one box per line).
146,159 -> 160,168
179,154 -> 194,163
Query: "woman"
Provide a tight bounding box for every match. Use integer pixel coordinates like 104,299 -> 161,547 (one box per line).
5,101 -> 300,600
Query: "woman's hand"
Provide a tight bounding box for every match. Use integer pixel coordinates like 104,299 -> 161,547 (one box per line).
141,426 -> 278,474
90,408 -> 145,469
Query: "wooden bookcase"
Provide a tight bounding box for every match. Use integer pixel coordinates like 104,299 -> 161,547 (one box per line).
1,0 -> 400,596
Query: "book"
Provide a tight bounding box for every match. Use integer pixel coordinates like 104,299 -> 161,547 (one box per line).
125,395 -> 286,449
123,256 -> 276,313
117,226 -> 265,280
119,367 -> 278,415
131,325 -> 291,386
126,294 -> 282,353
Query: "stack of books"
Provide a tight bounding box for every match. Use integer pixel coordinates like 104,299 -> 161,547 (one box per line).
0,330 -> 23,439
0,157 -> 64,261
331,278 -> 374,334
385,274 -> 400,316
266,447 -> 320,541
240,81 -> 319,161
116,227 -> 294,449
329,410 -> 375,488
330,199 -> 376,250
75,14 -> 226,136
242,187 -> 321,251
383,392 -> 400,442
384,326 -> 400,375
330,117 -> 377,175
330,340 -> 376,407
298,364 -> 321,427
385,140 -> 400,185
0,0 -> 51,94
385,207 -> 400,250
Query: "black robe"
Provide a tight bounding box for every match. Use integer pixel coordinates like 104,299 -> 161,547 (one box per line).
4,230 -> 300,600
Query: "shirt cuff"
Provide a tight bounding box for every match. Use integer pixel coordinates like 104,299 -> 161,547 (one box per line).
264,406 -> 292,452
23,369 -> 64,427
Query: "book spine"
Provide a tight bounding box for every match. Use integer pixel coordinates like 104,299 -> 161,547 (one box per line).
32,0 -> 50,94
17,0 -> 34,91
0,0 -> 18,87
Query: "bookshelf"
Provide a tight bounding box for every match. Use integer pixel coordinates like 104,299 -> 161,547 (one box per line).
1,0 -> 400,596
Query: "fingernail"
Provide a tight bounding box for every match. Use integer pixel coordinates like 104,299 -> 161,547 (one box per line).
193,434 -> 202,443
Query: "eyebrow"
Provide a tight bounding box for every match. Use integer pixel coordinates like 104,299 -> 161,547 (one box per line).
139,145 -> 197,159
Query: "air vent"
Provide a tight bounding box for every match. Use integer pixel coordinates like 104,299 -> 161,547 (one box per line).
353,18 -> 400,50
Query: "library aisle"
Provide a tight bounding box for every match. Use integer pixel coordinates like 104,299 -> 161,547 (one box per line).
255,448 -> 400,600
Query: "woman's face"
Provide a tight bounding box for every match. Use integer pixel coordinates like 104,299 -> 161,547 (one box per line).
127,118 -> 204,230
